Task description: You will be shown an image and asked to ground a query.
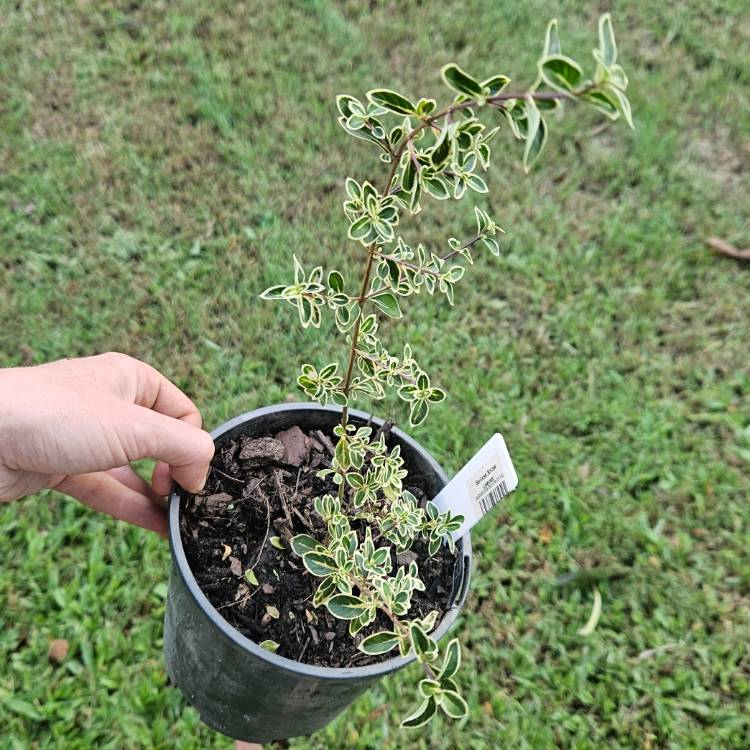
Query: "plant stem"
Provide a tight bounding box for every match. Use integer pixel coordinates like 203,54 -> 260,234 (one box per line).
338,87 -> 573,432
375,233 -> 484,279
339,147 -> 407,429
339,244 -> 376,429
347,571 -> 439,680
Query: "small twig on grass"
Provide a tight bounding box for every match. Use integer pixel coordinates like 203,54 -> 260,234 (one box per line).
637,641 -> 684,661
706,236 -> 750,261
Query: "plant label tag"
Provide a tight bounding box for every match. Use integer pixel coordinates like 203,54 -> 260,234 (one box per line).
432,433 -> 518,540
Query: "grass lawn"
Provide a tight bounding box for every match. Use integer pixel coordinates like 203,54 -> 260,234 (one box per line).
1,1 -> 749,747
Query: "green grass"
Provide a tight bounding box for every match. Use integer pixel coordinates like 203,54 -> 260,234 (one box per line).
1,1 -> 749,747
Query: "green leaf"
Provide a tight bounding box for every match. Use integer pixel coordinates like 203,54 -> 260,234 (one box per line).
523,98 -> 547,173
604,84 -> 634,129
335,435 -> 351,469
367,88 -> 417,115
543,18 -> 561,56
401,697 -> 437,728
327,593 -> 368,620
419,678 -> 442,697
336,94 -> 361,118
409,622 -> 438,662
345,177 -> 360,200
428,536 -> 442,556
244,568 -> 259,586
303,551 -> 338,577
259,639 -> 279,653
345,471 -> 365,489
358,630 -> 401,655
259,285 -> 287,300
439,689 -> 469,719
483,236 -> 500,256
371,292 -> 402,318
441,64 -> 485,98
422,174 -> 451,200
540,55 -> 583,92
348,215 -> 372,241
439,638 -> 461,679
313,576 -> 337,606
598,13 -> 617,67
409,398 -> 429,426
402,156 -> 417,191
608,64 -> 628,91
465,173 -> 488,194
482,74 -> 510,97
270,536 -> 286,550
290,534 -> 320,556
328,269 -> 344,293
581,89 -> 619,119
430,129 -> 452,167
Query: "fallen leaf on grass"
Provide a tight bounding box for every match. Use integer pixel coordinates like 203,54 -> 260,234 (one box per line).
578,585 -> 602,637
48,639 -> 69,665
706,236 -> 750,260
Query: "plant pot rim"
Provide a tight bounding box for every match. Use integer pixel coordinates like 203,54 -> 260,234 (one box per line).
168,401 -> 472,681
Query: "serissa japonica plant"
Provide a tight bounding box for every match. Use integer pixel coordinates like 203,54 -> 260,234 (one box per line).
261,15 -> 632,728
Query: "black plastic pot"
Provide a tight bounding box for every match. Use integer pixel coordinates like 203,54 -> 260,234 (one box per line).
165,403 -> 472,743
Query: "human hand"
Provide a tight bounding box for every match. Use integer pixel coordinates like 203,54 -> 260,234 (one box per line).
0,353 -> 215,533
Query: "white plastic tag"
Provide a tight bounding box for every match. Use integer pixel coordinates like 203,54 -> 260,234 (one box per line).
432,433 -> 518,540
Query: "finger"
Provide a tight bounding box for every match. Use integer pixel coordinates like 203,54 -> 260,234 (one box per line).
151,461 -> 173,497
120,405 -> 215,493
57,472 -> 168,534
106,465 -> 162,499
130,359 -> 203,428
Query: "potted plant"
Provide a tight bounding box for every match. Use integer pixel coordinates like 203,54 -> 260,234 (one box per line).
164,15 -> 632,743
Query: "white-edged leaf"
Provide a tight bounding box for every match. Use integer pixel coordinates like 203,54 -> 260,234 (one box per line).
598,13 -> 617,67
439,638 -> 461,679
439,690 -> 468,719
367,88 -> 417,115
544,18 -> 561,56
327,594 -> 368,620
358,630 -> 401,655
401,697 -> 437,728
371,292 -> 402,318
540,55 -> 583,92
441,64 -> 485,98
303,551 -> 338,577
290,534 -> 320,557
523,97 -> 547,173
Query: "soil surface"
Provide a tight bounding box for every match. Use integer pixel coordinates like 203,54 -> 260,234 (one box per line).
179,422 -> 458,668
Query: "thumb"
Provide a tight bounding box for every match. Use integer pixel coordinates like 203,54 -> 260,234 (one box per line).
121,405 -> 215,493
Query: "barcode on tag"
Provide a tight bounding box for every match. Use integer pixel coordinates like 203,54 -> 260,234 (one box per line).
433,433 -> 518,540
477,480 -> 509,515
